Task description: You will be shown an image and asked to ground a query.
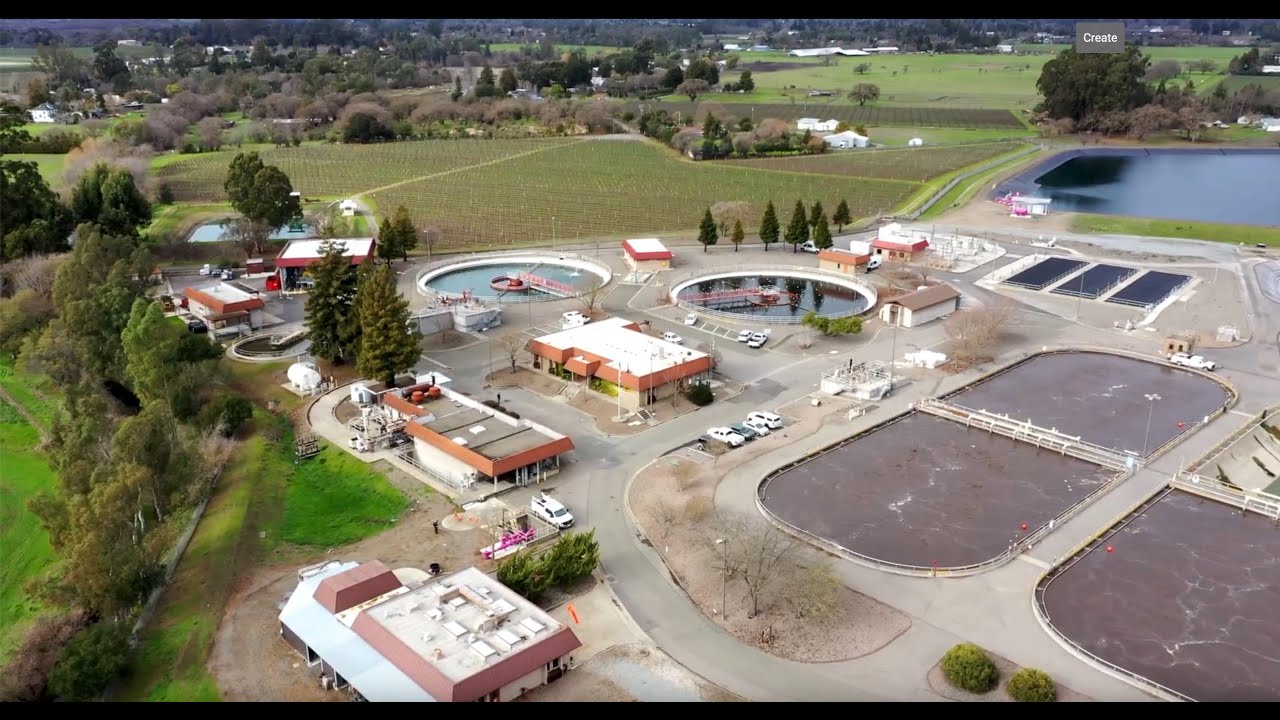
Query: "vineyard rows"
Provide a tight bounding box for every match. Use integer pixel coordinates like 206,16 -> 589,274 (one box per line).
623,101 -> 1024,129
728,142 -> 1025,183
158,138 -> 577,201
368,140 -> 918,249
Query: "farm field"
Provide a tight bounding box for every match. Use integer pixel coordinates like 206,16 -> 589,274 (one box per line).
861,125 -> 1037,146
625,99 -> 1024,128
157,138 -> 578,201
6,153 -> 68,186
366,138 -> 919,247
1202,74 -> 1280,94
726,141 -> 1025,183
157,137 -> 928,247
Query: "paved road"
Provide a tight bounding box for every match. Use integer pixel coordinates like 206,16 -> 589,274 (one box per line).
413,236 -> 1280,702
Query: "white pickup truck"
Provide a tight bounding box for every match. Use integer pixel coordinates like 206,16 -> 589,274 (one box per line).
530,492 -> 574,529
1169,352 -> 1217,371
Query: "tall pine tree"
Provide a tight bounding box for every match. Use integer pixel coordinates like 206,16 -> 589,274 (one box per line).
304,241 -> 361,363
355,262 -> 422,386
731,219 -> 745,252
759,201 -> 779,251
809,200 -> 825,229
697,208 -> 718,252
784,199 -> 810,252
376,205 -> 418,263
813,213 -> 833,249
832,199 -> 852,232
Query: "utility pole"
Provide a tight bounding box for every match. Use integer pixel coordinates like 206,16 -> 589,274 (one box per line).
888,319 -> 898,389
1143,393 -> 1162,457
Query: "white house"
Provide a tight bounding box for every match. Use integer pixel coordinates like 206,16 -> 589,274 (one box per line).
797,118 -> 839,133
29,102 -> 58,123
787,47 -> 870,57
997,44 -> 1015,53
1261,65 -> 1280,74
908,137 -> 925,147
339,199 -> 358,217
723,43 -> 741,51
823,130 -> 869,149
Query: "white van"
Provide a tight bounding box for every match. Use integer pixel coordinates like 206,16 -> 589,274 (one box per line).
561,311 -> 590,329
746,411 -> 783,429
865,255 -> 884,271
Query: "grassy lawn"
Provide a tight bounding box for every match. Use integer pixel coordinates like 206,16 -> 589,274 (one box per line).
1069,214 -> 1280,247
281,443 -> 410,547
5,153 -> 68,187
725,141 -> 1025,183
0,400 -> 59,665
146,202 -> 233,239
0,359 -> 58,429
863,126 -> 1036,146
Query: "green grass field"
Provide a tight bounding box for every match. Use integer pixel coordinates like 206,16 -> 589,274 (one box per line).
1069,214 -> 1280,247
1201,74 -> 1280,95
281,443 -> 409,547
5,153 -> 68,187
628,99 -> 1024,128
157,137 -> 937,247
725,141 -> 1023,182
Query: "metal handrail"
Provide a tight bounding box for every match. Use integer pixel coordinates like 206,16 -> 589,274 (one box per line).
229,329 -> 310,358
668,264 -> 878,325
414,249 -> 613,297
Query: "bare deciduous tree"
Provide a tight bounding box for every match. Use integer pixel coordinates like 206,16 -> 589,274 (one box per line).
677,78 -> 711,101
311,205 -> 349,239
944,303 -> 1016,365
682,495 -> 713,522
196,116 -> 224,151
498,334 -> 526,373
578,281 -> 606,315
790,558 -> 842,619
710,200 -> 752,237
648,498 -> 678,541
3,254 -> 66,299
220,216 -> 272,256
713,512 -> 800,618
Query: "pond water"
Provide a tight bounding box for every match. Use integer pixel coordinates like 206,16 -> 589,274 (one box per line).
423,262 -> 602,301
188,220 -> 316,243
676,274 -> 869,319
1001,149 -> 1280,227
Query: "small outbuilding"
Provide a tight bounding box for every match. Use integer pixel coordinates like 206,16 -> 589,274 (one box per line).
817,247 -> 871,274
797,118 -> 839,133
622,238 -> 673,272
1010,196 -> 1052,217
823,130 -> 869,149
879,283 -> 961,328
871,223 -> 930,263
339,199 -> 358,217
908,137 -> 924,147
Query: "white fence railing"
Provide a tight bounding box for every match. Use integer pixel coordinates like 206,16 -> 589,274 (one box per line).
1171,472 -> 1280,520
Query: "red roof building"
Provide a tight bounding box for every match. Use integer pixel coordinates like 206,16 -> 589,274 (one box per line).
622,238 -> 673,271
279,562 -> 582,702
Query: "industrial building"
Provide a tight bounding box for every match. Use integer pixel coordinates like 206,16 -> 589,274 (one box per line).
275,238 -> 377,289
182,283 -> 266,334
871,223 -> 931,263
278,561 -> 582,702
526,317 -> 713,411
360,376 -> 574,493
879,283 -> 962,328
622,238 -> 673,272
817,247 -> 872,274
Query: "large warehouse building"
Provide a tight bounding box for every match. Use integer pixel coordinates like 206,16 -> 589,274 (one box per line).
526,317 -> 712,411
278,561 -> 582,702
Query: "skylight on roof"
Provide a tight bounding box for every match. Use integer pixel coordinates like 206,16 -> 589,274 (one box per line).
469,425 -> 486,435
442,620 -> 466,637
520,617 -> 546,634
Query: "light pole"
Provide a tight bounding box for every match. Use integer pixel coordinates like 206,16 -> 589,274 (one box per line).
1143,393 -> 1162,457
888,320 -> 898,388
1074,270 -> 1085,321
551,215 -> 557,251
714,538 -> 728,618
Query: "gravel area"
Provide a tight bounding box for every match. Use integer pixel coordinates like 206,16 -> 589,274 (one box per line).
519,644 -> 744,702
208,491 -> 494,701
926,651 -> 1093,702
629,413 -> 912,662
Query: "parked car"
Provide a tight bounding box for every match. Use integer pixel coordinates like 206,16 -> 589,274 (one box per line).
743,417 -> 773,436
706,426 -> 746,447
187,320 -> 208,334
530,492 -> 574,529
729,423 -> 759,441
799,241 -> 820,253
661,331 -> 684,345
561,311 -> 590,329
736,329 -> 753,342
746,411 -> 784,429
684,312 -> 698,326
747,332 -> 768,348
1168,352 -> 1217,371
198,263 -> 216,276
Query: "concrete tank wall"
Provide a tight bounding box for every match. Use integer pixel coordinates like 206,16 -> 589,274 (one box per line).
1214,423 -> 1280,493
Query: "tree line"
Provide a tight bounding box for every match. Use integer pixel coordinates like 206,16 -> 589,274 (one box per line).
696,198 -> 854,253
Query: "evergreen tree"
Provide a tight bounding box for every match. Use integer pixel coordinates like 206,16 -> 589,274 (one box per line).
451,76 -> 462,101
355,262 -> 422,386
376,205 -> 418,263
832,199 -> 852,232
809,200 -> 825,228
759,201 -> 779,252
731,219 -> 745,252
304,241 -> 361,363
697,208 -> 718,252
784,199 -> 810,252
813,213 -> 833,250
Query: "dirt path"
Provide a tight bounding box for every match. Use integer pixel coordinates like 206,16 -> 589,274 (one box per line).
0,385 -> 47,439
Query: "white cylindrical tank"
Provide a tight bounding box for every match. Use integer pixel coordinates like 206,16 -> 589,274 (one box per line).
288,361 -> 322,390
848,240 -> 871,255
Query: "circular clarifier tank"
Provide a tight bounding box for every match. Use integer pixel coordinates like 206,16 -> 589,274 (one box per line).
671,269 -> 876,322
418,254 -> 612,303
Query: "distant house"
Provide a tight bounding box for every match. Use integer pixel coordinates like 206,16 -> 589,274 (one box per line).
723,43 -> 741,51
1263,65 -> 1280,74
997,44 -> 1015,53
797,118 -> 839,132
750,45 -> 770,52
29,102 -> 58,123
823,130 -> 869,149
787,47 -> 870,57
908,137 -> 925,147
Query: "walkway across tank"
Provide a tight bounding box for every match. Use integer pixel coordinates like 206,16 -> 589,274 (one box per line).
758,350 -> 1234,571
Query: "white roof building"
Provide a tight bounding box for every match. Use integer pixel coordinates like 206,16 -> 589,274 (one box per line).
787,47 -> 870,57
276,238 -> 376,269
531,317 -> 708,378
823,130 -> 869,148
797,118 -> 839,132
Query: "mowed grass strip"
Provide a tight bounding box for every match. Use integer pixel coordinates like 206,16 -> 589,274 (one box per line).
281,443 -> 409,547
157,138 -> 578,202
623,100 -> 1024,128
369,139 -> 918,247
0,400 -> 58,664
0,360 -> 58,429
1069,214 -> 1280,247
727,142 -> 1026,183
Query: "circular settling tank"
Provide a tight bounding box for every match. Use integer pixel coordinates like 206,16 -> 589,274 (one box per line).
419,254 -> 612,303
671,270 -> 876,322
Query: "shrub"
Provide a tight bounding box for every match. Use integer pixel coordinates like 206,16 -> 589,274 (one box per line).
686,382 -> 713,406
198,393 -> 253,437
941,643 -> 999,693
48,621 -> 132,701
497,531 -> 601,602
1006,668 -> 1057,702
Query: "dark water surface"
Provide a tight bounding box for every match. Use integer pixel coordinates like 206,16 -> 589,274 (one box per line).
1001,150 -> 1280,226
